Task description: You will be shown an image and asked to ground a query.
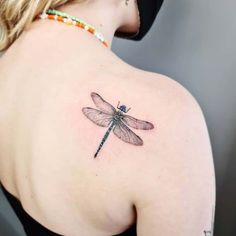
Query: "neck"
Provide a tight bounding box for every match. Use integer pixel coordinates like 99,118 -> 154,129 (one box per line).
41,0 -> 137,50
23,0 -> 139,68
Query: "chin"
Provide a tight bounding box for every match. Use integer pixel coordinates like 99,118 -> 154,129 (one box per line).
116,24 -> 138,35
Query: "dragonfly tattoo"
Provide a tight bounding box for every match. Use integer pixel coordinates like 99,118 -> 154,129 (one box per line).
82,92 -> 154,158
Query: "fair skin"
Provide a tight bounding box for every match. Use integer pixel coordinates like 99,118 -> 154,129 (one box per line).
0,0 -> 215,235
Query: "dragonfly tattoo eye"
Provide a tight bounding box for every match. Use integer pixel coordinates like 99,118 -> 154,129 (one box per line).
82,92 -> 154,158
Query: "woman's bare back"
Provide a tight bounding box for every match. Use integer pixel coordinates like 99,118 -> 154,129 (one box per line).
0,19 -> 215,236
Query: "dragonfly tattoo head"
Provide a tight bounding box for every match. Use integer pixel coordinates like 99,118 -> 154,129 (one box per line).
82,92 -> 154,158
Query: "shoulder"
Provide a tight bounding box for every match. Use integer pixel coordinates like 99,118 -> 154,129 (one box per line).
126,68 -> 215,204
121,68 -> 212,161
121,66 -> 215,180
124,69 -> 216,234
133,67 -> 215,175
127,67 -> 204,120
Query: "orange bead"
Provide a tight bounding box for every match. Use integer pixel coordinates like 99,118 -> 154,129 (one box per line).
103,41 -> 108,47
88,28 -> 95,34
57,16 -> 64,22
48,14 -> 54,20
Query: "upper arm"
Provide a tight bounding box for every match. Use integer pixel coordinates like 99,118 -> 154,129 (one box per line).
131,77 -> 216,236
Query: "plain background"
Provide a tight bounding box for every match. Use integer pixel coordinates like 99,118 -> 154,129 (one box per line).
0,0 -> 235,235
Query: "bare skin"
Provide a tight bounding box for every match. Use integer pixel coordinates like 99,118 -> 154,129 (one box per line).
0,1 -> 215,236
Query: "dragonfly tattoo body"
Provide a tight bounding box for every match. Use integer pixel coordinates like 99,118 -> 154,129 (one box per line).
82,92 -> 154,158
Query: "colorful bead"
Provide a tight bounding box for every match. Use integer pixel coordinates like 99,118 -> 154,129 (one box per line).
38,9 -> 109,48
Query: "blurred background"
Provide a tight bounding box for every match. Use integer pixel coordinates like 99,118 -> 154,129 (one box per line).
0,0 -> 236,235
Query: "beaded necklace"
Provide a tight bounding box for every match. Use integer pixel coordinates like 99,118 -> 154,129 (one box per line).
38,9 -> 109,48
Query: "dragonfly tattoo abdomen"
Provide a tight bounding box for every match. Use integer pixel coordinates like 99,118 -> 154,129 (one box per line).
82,92 -> 154,158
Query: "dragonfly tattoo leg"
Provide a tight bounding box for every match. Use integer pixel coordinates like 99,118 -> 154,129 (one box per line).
94,122 -> 115,158
117,101 -> 120,108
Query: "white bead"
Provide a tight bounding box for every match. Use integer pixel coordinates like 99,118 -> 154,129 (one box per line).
54,15 -> 58,20
67,18 -> 72,23
63,18 -> 67,23
72,21 -> 77,25
95,32 -> 103,40
40,13 -> 47,19
84,25 -> 89,31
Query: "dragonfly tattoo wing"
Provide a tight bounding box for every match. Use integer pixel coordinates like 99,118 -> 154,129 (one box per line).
122,115 -> 154,130
113,121 -> 143,145
82,92 -> 154,158
91,92 -> 116,115
82,108 -> 113,127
